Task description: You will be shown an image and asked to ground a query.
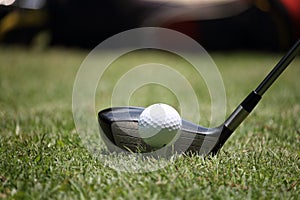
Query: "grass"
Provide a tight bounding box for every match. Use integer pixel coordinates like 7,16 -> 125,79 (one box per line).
0,46 -> 299,199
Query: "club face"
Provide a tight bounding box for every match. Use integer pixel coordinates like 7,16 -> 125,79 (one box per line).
98,106 -> 226,156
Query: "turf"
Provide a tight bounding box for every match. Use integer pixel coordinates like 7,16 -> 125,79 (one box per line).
0,46 -> 299,199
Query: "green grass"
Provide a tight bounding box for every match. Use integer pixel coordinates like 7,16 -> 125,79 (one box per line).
0,46 -> 299,199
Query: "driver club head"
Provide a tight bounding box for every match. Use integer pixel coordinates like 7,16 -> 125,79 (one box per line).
98,106 -> 231,156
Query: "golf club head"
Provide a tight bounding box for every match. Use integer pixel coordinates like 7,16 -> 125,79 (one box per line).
98,106 -> 232,156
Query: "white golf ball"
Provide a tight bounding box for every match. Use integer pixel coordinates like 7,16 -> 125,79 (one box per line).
138,103 -> 182,148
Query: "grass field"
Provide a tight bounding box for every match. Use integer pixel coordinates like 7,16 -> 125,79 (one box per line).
0,46 -> 299,199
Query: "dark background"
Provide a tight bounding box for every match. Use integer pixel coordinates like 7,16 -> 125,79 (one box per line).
0,0 -> 299,51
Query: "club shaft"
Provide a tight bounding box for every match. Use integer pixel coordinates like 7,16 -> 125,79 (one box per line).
224,39 -> 300,131
255,39 -> 300,96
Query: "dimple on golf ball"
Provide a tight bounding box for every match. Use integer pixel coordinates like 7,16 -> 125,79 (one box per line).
138,103 -> 182,148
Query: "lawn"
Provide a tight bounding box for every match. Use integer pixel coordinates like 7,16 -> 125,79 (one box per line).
0,46 -> 299,199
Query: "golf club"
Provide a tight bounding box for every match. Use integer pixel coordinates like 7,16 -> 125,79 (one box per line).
98,39 -> 300,156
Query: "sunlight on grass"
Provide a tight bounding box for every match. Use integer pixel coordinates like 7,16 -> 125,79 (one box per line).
0,47 -> 299,199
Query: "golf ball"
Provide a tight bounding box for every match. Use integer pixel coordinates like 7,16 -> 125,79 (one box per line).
138,103 -> 182,148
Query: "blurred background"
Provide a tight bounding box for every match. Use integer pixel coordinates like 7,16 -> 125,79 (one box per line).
0,0 -> 299,51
